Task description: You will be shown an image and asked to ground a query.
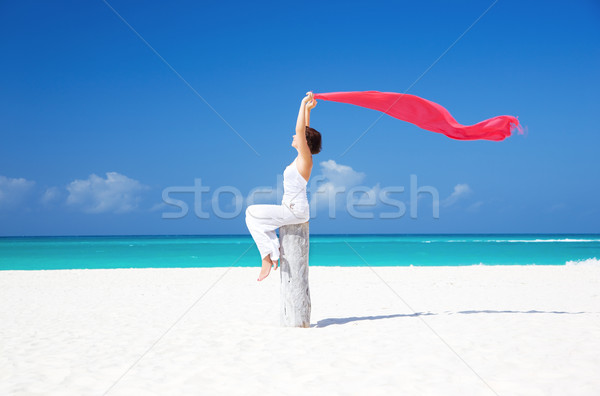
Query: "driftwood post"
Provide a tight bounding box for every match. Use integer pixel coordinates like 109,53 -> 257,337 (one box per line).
279,221 -> 311,328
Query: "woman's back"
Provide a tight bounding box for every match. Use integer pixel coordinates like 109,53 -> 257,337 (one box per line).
295,155 -> 312,183
282,157 -> 310,209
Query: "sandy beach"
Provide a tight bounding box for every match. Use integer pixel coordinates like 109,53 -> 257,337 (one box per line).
1,264 -> 599,395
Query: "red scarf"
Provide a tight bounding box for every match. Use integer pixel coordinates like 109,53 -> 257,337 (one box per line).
313,91 -> 523,141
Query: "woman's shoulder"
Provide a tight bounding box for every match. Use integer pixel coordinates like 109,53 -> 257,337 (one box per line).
296,154 -> 312,167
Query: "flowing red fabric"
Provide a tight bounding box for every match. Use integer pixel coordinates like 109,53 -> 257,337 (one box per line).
313,91 -> 523,141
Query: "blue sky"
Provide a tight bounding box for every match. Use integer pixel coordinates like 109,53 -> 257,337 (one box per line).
1,0 -> 599,236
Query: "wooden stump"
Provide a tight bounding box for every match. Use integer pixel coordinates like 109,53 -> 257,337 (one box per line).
279,222 -> 311,328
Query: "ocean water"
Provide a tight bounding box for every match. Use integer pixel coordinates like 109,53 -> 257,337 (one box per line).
1,234 -> 599,271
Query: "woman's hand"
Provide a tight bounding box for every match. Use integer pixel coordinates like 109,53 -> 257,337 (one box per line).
306,97 -> 317,111
302,91 -> 314,104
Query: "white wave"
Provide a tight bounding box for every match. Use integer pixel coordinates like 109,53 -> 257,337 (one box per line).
440,239 -> 600,243
505,239 -> 600,243
566,257 -> 600,266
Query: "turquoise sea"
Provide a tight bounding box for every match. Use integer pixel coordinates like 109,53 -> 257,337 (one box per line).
1,234 -> 599,271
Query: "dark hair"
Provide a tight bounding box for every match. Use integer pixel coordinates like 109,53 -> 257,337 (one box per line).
305,126 -> 322,155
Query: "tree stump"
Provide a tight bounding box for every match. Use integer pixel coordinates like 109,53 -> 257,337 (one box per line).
279,221 -> 311,328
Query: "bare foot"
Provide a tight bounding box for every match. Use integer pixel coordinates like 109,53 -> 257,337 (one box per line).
272,258 -> 279,271
257,256 -> 273,281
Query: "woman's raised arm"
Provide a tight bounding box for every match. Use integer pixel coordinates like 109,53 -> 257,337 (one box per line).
296,92 -> 312,134
295,92 -> 314,159
305,95 -> 317,127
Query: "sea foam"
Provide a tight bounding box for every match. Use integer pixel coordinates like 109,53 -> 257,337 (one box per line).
565,257 -> 600,266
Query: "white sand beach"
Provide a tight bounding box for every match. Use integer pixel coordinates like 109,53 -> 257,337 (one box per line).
1,264 -> 599,395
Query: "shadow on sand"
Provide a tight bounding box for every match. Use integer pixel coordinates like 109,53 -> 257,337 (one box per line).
312,309 -> 589,328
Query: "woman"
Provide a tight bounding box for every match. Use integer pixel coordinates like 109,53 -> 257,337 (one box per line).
245,92 -> 322,281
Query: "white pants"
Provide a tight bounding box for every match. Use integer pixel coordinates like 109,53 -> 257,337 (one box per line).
245,202 -> 310,262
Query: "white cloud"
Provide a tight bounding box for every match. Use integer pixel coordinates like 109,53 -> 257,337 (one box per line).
350,183 -> 382,206
243,159 -> 372,214
0,175 -> 35,208
466,200 -> 484,213
310,159 -> 368,211
40,186 -> 62,205
66,172 -> 148,214
319,159 -> 366,186
442,184 -> 472,207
